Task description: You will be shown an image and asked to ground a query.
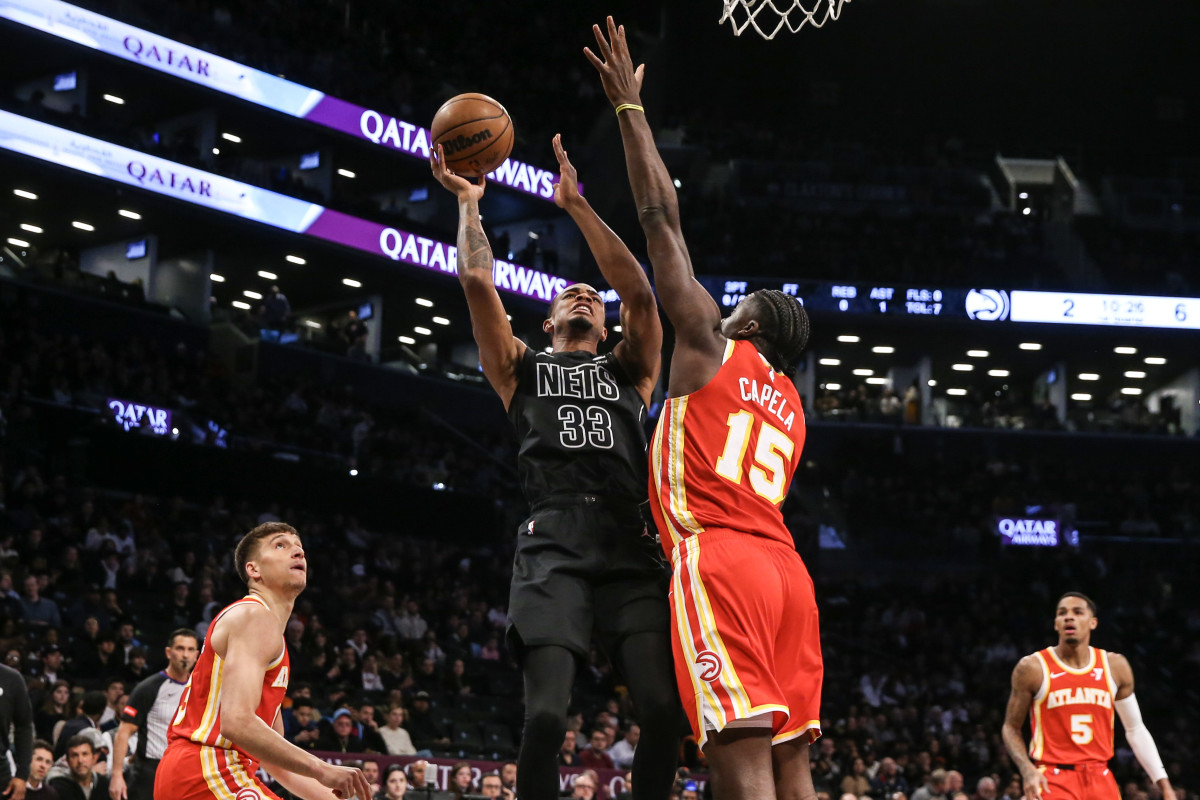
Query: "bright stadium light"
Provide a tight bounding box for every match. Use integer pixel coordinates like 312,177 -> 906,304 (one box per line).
414,326 -> 432,335
613,325 -> 623,332
872,346 -> 895,354
1114,346 -> 1137,355
304,320 -> 322,329
210,273 -> 226,283
824,383 -> 842,391
988,369 -> 1010,377
337,169 -> 356,178
416,298 -> 434,307
852,368 -> 873,376
19,224 -> 43,234
119,209 -> 142,219
243,290 -> 263,300
257,271 -> 278,280
72,221 -> 95,231
6,237 -> 30,248
1077,373 -> 1100,381
947,388 -> 968,396
432,316 -> 450,325
837,335 -> 860,343
232,300 -> 251,310
967,350 -> 989,358
342,278 -> 362,288
221,132 -> 242,143
1124,371 -> 1146,379
866,377 -> 888,385
1144,356 -> 1166,365
1071,393 -> 1092,401
102,94 -> 125,104
398,336 -> 416,345
286,255 -> 306,264
1121,387 -> 1143,396
819,358 -> 841,366
1019,342 -> 1042,351
952,364 -> 973,371
13,189 -> 37,200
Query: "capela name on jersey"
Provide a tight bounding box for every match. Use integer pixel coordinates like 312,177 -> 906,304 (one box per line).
739,377 -> 796,431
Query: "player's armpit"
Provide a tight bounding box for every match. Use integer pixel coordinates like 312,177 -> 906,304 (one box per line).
1106,651 -> 1135,699
460,276 -> 525,407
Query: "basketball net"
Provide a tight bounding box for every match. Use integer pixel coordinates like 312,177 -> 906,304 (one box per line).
720,0 -> 850,39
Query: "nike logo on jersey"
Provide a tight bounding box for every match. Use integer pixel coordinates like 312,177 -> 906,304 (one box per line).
1050,672 -> 1066,678
271,666 -> 289,688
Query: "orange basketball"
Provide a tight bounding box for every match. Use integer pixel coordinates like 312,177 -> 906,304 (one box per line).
430,93 -> 515,178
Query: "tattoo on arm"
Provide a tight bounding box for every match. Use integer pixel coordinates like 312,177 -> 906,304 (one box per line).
458,204 -> 494,277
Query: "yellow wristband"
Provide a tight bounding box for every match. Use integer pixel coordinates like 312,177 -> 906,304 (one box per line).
615,103 -> 645,115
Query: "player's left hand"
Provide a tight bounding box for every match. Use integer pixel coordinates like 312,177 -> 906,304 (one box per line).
584,16 -> 645,109
430,143 -> 486,202
552,134 -> 583,209
2,777 -> 26,800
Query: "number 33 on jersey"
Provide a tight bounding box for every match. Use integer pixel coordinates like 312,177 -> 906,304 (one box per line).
651,339 -> 805,555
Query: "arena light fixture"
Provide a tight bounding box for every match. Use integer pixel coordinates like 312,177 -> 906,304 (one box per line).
947,388 -> 968,396
303,320 -> 322,329
967,349 -> 989,358
673,178 -> 682,188
102,94 -> 125,104
1124,371 -> 1146,379
349,469 -> 359,477
1019,342 -> 1042,351
1121,387 -> 1143,396
818,358 -> 841,366
928,380 -> 937,387
19,224 -> 43,234
824,383 -> 842,391
613,325 -> 623,333
1019,192 -> 1029,200
221,132 -> 242,143
257,271 -> 278,280
232,300 -> 251,310
1022,208 -> 1032,216
337,169 -> 356,178
1144,356 -> 1167,365
837,335 -> 860,343
243,290 -> 263,300
432,316 -> 450,325
852,368 -> 873,376
212,148 -> 220,155
398,335 -> 416,345
1114,346 -> 1137,355
6,237 -> 30,248
286,255 -> 306,265
544,346 -> 553,353
415,298 -> 434,307
872,346 -> 895,354
1071,393 -> 1092,401
414,326 -> 432,335
13,189 -> 37,200
210,273 -> 226,283
952,363 -> 973,371
988,369 -> 1010,377
118,209 -> 141,219
1077,373 -> 1100,381
342,278 -> 362,288
72,221 -> 95,231
866,377 -> 888,385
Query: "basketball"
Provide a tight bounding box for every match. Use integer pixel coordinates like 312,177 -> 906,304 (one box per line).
430,93 -> 515,178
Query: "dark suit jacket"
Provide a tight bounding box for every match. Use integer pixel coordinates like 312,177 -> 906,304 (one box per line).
50,772 -> 109,800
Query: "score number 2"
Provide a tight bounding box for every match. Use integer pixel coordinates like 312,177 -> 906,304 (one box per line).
714,411 -> 794,505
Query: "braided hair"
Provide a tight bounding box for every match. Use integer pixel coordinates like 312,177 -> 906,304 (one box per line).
753,290 -> 811,375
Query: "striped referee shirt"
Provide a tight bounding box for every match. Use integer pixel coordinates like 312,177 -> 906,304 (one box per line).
119,671 -> 188,761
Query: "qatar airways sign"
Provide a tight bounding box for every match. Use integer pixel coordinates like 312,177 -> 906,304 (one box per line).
0,0 -> 562,201
0,111 -> 570,303
997,517 -> 1060,547
108,398 -> 172,435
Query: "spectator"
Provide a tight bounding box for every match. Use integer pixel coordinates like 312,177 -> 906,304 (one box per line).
75,634 -> 121,688
316,709 -> 365,753
49,735 -> 109,800
21,575 -> 62,629
608,723 -> 639,771
448,762 -> 474,798
361,759 -> 380,797
558,729 -> 579,766
286,699 -> 321,750
32,645 -> 66,687
572,770 -> 599,800
872,758 -> 911,799
380,764 -> 408,800
378,706 -> 416,756
264,286 -> 291,330
841,757 -> 872,797
25,739 -> 57,800
35,681 -> 72,743
343,308 -> 369,360
912,768 -> 949,800
354,703 -> 387,752
479,772 -> 505,799
98,679 -> 124,730
54,693 -> 107,759
974,777 -> 997,800
499,761 -> 517,796
579,728 -> 614,770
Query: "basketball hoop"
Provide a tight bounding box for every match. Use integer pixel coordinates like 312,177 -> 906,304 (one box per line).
720,0 -> 850,39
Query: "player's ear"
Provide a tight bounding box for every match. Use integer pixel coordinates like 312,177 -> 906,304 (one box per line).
543,318 -> 554,335
599,326 -> 608,343
736,318 -> 760,338
1089,616 -> 1098,630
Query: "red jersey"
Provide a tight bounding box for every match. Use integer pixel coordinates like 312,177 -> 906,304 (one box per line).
1028,646 -> 1117,764
650,339 -> 805,557
167,596 -> 290,766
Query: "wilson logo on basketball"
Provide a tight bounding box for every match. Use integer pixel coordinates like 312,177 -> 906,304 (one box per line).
695,650 -> 723,682
441,129 -> 493,155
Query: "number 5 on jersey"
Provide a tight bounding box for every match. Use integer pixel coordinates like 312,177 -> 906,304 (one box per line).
714,410 -> 795,504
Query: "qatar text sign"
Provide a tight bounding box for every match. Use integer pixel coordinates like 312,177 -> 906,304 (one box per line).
0,111 -> 570,304
997,517 -> 1060,547
108,398 -> 172,434
0,0 -> 561,200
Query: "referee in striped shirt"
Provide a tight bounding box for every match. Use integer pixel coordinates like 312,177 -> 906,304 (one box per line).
108,629 -> 200,800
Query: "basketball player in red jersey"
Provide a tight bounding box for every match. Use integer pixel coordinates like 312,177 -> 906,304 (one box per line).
155,522 -> 371,800
1002,592 -> 1177,800
588,18 -> 821,800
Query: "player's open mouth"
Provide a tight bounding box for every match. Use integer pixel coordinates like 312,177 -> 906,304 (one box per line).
571,303 -> 592,315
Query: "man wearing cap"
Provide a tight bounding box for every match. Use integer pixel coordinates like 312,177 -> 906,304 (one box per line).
0,658 -> 35,800
315,709 -> 366,753
912,768 -> 950,800
31,644 -> 66,687
406,692 -> 449,751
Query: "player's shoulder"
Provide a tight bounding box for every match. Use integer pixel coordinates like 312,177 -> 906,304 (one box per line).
1104,650 -> 1132,673
1013,652 -> 1046,681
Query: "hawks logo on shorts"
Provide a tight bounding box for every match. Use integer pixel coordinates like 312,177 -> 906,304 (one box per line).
694,651 -> 723,682
235,790 -> 262,800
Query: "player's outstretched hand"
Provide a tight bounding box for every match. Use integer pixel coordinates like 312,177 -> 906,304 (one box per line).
318,763 -> 372,800
584,16 -> 645,109
430,143 -> 486,202
1021,769 -> 1048,800
108,772 -> 128,800
552,134 -> 583,209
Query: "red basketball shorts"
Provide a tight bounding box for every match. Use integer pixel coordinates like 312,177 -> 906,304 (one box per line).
156,740 -> 283,800
1038,762 -> 1120,800
669,528 -> 823,749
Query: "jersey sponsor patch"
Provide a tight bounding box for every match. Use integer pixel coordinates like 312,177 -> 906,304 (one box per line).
122,704 -> 138,718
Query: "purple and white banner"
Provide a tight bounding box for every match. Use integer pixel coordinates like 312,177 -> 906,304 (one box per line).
107,397 -> 172,434
997,517 -> 1061,547
0,110 -> 572,303
0,0 -> 563,201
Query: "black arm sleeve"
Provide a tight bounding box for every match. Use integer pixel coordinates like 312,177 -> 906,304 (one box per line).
12,674 -> 33,780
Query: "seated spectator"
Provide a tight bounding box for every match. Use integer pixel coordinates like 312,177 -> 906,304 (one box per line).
21,576 -> 62,630
608,723 -> 639,771
49,734 -> 109,800
406,692 -> 449,750
53,692 -> 107,759
841,757 -> 872,797
912,769 -> 949,800
315,708 -> 365,753
380,763 -> 409,800
286,699 -> 321,750
24,739 -> 57,800
34,680 -> 71,742
448,762 -> 474,798
579,728 -> 614,770
379,705 -> 416,756
572,770 -> 600,800
355,703 -> 387,752
558,730 -> 579,766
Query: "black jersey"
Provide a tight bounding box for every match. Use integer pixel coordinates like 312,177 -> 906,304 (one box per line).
508,348 -> 648,505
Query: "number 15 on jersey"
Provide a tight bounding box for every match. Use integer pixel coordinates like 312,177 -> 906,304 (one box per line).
714,410 -> 795,505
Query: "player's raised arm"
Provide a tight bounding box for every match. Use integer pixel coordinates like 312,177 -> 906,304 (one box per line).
431,144 -> 526,408
1001,655 -> 1049,800
218,605 -> 370,800
1108,653 -> 1177,800
552,133 -> 661,405
585,18 -> 723,360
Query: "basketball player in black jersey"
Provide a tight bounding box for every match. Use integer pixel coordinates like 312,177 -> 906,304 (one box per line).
432,137 -> 679,800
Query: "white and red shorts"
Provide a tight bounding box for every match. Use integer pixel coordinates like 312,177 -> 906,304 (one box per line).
670,529 -> 823,749
156,740 -> 282,800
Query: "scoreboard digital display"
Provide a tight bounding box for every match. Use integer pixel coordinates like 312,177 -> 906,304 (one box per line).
699,278 -> 992,321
